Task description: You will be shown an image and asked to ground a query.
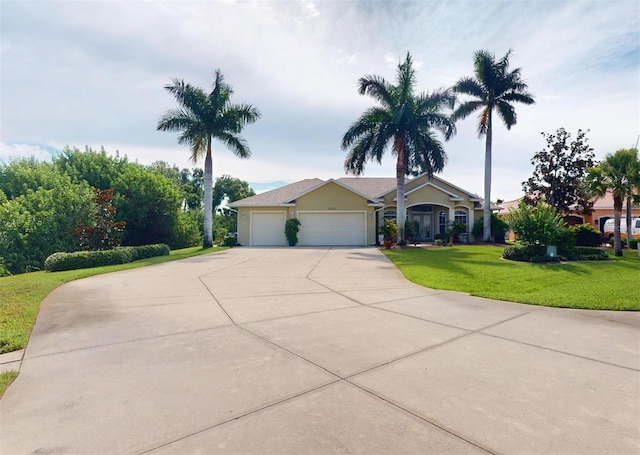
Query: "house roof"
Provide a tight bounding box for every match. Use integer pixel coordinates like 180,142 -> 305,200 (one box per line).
335,177 -> 397,199
230,175 -> 484,207
229,178 -> 322,206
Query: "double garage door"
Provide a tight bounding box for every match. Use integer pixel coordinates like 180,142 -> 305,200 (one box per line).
250,211 -> 366,246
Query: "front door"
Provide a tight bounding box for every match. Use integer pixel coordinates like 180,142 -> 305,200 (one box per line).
412,214 -> 432,241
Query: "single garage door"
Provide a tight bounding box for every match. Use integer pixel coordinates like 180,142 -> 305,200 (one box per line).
251,212 -> 286,246
298,212 -> 366,246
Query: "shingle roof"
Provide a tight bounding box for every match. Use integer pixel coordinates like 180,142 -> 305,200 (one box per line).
335,177 -> 397,198
229,178 -> 323,206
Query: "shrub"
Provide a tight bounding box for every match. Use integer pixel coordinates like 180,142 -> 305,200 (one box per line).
472,213 -> 509,243
506,200 -> 566,247
45,244 -> 169,272
381,218 -> 398,241
608,237 -> 639,249
502,246 -> 530,262
223,235 -> 237,247
574,247 -> 609,261
556,227 -> 576,256
571,223 -> 602,247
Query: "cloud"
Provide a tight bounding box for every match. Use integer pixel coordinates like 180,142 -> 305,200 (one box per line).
0,143 -> 55,162
1,1 -> 638,202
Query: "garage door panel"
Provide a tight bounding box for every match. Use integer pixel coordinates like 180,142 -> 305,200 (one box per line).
251,212 -> 286,246
298,212 -> 365,246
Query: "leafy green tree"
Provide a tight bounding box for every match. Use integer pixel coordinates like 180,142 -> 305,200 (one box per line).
342,53 -> 455,244
585,148 -> 640,256
54,146 -> 129,190
453,49 -> 535,242
0,158 -> 95,273
213,175 -> 255,210
523,128 -> 594,214
149,161 -> 204,210
157,70 -> 261,247
112,166 -> 182,246
0,158 -> 67,199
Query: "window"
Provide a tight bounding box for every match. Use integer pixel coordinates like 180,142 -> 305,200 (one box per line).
438,211 -> 446,235
454,209 -> 467,228
383,210 -> 397,221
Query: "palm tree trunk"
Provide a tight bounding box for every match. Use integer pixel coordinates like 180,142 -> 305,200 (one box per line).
613,196 -> 622,256
625,196 -> 632,248
203,140 -> 214,248
483,110 -> 493,242
396,135 -> 406,245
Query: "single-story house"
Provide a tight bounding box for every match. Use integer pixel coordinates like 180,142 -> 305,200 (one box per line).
229,174 -> 484,246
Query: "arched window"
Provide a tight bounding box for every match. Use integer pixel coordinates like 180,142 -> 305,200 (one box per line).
438,211 -> 446,235
454,209 -> 468,228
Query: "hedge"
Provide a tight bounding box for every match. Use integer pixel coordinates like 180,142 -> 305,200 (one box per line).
502,245 -> 609,263
44,244 -> 170,272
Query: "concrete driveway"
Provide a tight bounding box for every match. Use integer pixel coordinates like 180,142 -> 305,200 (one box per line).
1,247 -> 639,454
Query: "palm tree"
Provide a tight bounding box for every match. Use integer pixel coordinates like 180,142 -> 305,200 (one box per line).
157,70 -> 260,247
452,49 -> 534,242
585,148 -> 640,256
342,53 -> 456,244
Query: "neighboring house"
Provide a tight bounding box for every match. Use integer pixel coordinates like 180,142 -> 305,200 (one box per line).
229,174 -> 484,246
498,190 -> 640,232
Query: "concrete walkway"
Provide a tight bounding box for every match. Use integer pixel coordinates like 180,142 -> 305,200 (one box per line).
1,247 -> 639,454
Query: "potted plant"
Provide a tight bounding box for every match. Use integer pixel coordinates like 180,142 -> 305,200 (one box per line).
381,218 -> 398,249
284,217 -> 301,246
446,221 -> 466,246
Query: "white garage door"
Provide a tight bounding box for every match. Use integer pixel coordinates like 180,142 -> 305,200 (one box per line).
251,212 -> 286,246
298,212 -> 366,246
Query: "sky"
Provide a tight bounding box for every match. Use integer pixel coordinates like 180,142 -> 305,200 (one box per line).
1,0 -> 638,201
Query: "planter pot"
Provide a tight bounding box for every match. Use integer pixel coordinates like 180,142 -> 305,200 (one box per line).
288,241 -> 297,247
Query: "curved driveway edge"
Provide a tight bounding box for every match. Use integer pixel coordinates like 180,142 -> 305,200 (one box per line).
1,247 -> 639,454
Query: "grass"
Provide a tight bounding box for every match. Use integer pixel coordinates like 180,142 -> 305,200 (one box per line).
383,245 -> 640,310
0,246 -> 227,354
0,371 -> 19,398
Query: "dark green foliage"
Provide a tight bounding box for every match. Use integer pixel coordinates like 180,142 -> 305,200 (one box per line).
113,166 -> 181,246
523,128 -> 595,214
54,146 -> 129,190
170,210 -> 203,249
223,235 -> 238,247
44,244 -> 169,272
472,213 -> 509,243
284,218 -> 302,245
609,237 -> 638,249
213,175 -> 255,210
571,223 -> 602,247
503,244 -> 607,262
0,160 -> 94,274
555,227 -> 576,255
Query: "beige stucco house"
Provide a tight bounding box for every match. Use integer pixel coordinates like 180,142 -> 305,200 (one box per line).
229,174 -> 484,246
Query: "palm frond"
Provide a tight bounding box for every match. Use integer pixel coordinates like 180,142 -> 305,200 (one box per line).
218,132 -> 251,159
452,77 -> 485,99
496,100 -> 517,129
452,100 -> 484,122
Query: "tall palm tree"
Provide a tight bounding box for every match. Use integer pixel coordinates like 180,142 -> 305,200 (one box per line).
452,49 -> 534,242
585,148 -> 640,256
157,70 -> 260,247
342,53 -> 456,244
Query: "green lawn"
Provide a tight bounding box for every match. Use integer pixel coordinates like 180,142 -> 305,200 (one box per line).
383,245 -> 639,311
0,246 -> 227,354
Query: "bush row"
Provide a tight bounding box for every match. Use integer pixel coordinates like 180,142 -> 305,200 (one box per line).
44,244 -> 170,272
502,245 -> 609,263
608,237 -> 639,250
